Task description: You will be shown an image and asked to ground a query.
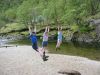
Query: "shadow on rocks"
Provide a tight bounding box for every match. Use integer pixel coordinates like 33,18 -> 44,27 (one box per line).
58,70 -> 81,75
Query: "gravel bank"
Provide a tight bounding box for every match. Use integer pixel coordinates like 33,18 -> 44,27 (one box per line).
0,46 -> 100,75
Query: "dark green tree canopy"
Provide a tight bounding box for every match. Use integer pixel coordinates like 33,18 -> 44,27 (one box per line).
0,0 -> 100,27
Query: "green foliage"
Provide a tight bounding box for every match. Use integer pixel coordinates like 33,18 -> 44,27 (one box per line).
85,0 -> 100,15
17,0 -> 35,25
79,24 -> 95,33
88,12 -> 100,20
0,23 -> 26,33
5,8 -> 17,22
71,24 -> 79,32
0,0 -> 100,33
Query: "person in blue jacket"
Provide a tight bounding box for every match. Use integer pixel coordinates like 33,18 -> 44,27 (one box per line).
28,26 -> 38,52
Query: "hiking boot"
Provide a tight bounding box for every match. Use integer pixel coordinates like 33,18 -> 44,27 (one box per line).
42,51 -> 46,61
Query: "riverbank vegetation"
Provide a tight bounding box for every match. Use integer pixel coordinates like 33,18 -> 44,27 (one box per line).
0,0 -> 100,41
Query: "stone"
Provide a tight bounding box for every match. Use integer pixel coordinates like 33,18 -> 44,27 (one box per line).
58,70 -> 81,75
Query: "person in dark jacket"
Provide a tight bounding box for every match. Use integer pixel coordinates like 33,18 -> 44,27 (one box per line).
28,26 -> 38,52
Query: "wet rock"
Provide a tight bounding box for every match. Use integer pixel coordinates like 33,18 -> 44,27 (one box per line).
78,33 -> 93,42
71,31 -> 79,42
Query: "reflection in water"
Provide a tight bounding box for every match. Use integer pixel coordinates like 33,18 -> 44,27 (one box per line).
72,41 -> 100,50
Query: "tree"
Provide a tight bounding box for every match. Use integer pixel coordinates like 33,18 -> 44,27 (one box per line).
85,0 -> 100,15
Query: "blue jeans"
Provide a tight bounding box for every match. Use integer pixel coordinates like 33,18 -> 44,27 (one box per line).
42,41 -> 48,47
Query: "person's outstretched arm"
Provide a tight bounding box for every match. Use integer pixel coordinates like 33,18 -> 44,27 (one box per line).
60,26 -> 62,31
28,26 -> 32,35
58,26 -> 60,31
34,25 -> 36,33
47,26 -> 50,32
45,26 -> 48,32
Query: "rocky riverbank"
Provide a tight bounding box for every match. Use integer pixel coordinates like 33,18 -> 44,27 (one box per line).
0,34 -> 25,45
1,18 -> 100,44
0,46 -> 100,75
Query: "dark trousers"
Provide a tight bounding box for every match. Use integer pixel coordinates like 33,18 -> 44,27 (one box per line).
32,42 -> 38,52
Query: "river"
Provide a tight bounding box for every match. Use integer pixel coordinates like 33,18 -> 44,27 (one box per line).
6,38 -> 100,61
